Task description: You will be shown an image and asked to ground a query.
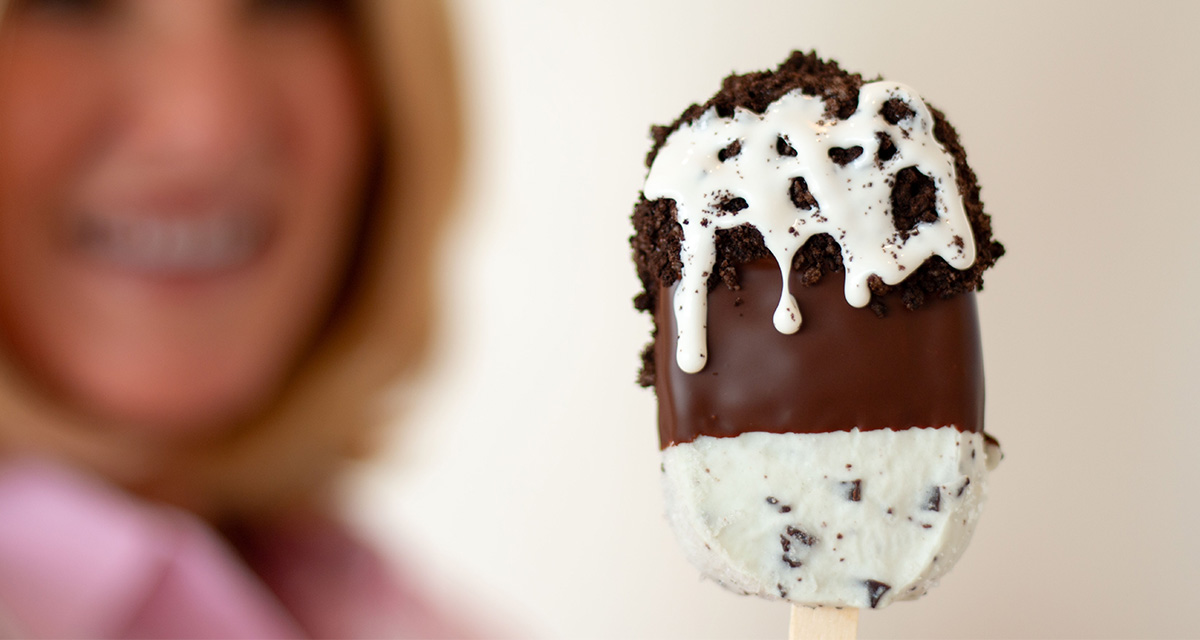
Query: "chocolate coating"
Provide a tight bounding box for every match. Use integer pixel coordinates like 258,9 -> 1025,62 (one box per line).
655,259 -> 984,449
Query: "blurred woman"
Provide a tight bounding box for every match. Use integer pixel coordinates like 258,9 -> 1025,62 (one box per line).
0,0 -> 465,636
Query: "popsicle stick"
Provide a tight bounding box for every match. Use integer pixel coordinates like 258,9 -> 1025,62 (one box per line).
788,605 -> 858,640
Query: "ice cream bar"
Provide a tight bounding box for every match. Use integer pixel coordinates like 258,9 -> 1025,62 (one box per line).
631,52 -> 1004,610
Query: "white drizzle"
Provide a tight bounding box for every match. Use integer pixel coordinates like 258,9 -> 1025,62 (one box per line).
644,81 -> 976,374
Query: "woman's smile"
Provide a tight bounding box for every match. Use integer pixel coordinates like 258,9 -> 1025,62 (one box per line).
70,202 -> 273,279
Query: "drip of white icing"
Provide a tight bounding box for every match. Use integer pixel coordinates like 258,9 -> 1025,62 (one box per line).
644,82 -> 976,374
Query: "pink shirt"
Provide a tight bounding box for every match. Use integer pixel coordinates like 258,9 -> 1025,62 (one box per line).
0,458 -> 469,638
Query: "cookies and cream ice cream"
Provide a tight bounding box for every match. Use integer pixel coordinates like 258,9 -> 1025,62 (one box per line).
632,52 -> 1004,609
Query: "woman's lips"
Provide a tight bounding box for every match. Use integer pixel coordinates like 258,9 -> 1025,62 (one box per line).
70,209 -> 271,277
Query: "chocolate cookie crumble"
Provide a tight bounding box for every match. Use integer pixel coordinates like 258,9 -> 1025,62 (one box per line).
631,51 -> 1003,388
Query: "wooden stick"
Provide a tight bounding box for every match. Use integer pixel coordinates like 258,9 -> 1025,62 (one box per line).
788,605 -> 858,640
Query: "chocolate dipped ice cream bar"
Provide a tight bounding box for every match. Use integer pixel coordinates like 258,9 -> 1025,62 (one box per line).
631,52 -> 1004,610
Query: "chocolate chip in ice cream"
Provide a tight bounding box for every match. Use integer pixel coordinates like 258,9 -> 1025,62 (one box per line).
865,580 -> 891,608
923,486 -> 941,512
785,525 -> 818,547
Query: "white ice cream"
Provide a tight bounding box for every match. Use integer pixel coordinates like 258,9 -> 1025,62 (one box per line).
662,428 -> 999,609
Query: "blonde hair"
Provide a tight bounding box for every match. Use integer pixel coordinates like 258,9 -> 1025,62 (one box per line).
0,0 -> 463,521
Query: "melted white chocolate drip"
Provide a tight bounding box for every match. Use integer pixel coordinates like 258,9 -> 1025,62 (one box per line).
644,82 -> 976,374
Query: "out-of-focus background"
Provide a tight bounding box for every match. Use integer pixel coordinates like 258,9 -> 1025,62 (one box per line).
346,2 -> 1200,638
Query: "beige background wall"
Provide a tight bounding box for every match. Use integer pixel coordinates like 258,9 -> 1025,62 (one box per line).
348,2 -> 1200,638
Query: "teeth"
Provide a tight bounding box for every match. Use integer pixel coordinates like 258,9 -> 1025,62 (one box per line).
74,212 -> 266,275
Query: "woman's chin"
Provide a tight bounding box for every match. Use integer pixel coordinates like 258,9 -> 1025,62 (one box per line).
65,366 -> 282,441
